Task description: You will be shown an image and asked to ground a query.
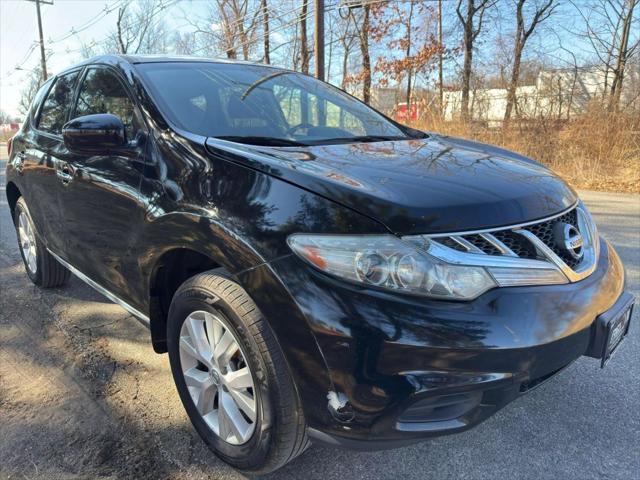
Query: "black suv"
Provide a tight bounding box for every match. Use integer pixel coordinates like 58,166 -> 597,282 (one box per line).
5,55 -> 633,474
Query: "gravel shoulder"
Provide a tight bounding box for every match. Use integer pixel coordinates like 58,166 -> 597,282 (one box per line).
1,152 -> 639,480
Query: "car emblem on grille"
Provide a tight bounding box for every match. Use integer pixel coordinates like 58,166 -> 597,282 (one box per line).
553,222 -> 584,260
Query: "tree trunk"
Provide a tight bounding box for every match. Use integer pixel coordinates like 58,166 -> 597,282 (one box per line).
438,0 -> 444,117
609,0 -> 636,111
236,19 -> 249,59
300,0 -> 310,74
460,1 -> 475,121
117,7 -> 127,54
359,5 -> 371,104
461,34 -> 472,120
504,0 -> 555,123
219,6 -> 237,59
504,42 -> 523,122
262,0 -> 270,64
405,1 -> 414,111
341,41 -> 350,89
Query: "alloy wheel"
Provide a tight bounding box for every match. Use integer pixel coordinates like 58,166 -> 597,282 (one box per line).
18,210 -> 37,275
179,310 -> 257,445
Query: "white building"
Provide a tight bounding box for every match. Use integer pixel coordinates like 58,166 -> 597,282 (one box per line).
443,66 -> 639,125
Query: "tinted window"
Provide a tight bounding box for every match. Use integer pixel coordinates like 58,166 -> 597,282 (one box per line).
74,68 -> 141,140
37,71 -> 79,134
137,62 -> 408,145
29,79 -> 53,121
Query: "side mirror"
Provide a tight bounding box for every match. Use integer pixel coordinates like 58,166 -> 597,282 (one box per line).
62,114 -> 126,152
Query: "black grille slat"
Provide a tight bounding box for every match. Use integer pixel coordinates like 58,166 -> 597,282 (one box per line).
464,234 -> 502,255
437,237 -> 467,252
492,230 -> 538,259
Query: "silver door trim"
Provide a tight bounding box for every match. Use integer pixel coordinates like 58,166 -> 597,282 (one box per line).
48,249 -> 150,325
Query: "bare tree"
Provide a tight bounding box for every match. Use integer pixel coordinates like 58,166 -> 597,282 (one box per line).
337,12 -> 357,88
337,4 -> 372,102
572,0 -> 639,110
456,0 -> 493,120
373,2 -> 440,110
178,0 -> 261,60
0,109 -> 12,124
111,0 -> 169,55
172,30 -> 198,55
18,68 -> 44,116
608,0 -> 638,110
503,0 -> 556,122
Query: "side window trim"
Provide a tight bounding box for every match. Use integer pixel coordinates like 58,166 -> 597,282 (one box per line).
69,65 -> 91,121
33,68 -> 83,139
70,64 -> 147,139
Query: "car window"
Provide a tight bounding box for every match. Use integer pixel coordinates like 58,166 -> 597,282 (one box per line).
74,68 -> 141,140
137,62 -> 408,145
29,79 -> 53,122
37,71 -> 80,135
274,84 -> 366,135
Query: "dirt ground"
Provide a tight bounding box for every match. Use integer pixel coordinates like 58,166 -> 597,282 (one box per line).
1,147 -> 639,480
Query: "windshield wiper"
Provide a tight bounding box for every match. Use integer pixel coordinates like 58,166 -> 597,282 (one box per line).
311,135 -> 411,145
212,136 -> 307,147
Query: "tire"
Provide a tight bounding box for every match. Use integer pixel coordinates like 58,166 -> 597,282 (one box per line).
14,197 -> 71,288
167,272 -> 309,474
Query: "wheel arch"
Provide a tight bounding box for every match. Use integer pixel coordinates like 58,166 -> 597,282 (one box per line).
6,181 -> 21,221
147,247 -> 226,353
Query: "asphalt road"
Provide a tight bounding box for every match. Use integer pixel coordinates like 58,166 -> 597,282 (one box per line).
1,150 -> 639,480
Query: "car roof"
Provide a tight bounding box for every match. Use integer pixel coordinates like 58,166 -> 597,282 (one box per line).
56,54 -> 282,77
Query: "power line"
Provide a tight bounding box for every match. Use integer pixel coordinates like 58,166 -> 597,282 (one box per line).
190,1 -> 341,57
9,0 -> 451,78
190,0 -> 450,60
48,0 -> 132,43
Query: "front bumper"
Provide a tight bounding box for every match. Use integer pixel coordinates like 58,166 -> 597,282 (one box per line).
240,239 -> 627,449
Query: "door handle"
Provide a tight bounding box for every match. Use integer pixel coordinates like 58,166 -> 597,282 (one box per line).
14,151 -> 25,173
56,163 -> 74,184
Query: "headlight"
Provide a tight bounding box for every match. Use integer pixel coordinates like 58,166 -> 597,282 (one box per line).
287,234 -> 496,300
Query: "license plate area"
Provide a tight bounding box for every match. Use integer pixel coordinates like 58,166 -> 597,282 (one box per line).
604,306 -> 633,366
586,292 -> 634,368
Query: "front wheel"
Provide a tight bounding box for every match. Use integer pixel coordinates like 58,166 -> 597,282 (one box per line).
14,197 -> 70,288
167,272 -> 308,474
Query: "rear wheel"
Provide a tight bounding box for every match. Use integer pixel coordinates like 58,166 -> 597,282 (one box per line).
14,197 -> 70,288
167,272 -> 309,474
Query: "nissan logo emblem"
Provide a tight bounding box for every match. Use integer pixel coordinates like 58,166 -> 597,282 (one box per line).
553,222 -> 584,260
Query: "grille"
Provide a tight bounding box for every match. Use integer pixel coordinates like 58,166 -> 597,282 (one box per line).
464,234 -> 503,256
431,206 -> 586,271
492,230 -> 537,259
524,209 -> 581,268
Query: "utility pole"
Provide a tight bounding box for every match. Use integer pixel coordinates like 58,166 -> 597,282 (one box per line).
314,0 -> 325,81
26,0 -> 53,81
438,0 -> 443,117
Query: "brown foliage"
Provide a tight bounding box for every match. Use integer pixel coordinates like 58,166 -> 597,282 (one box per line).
410,106 -> 640,193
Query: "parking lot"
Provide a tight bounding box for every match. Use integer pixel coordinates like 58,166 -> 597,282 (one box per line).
1,150 -> 639,480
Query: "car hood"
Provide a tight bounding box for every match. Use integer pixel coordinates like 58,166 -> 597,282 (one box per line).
204,134 -> 577,235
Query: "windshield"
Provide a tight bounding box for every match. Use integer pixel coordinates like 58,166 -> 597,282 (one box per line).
137,62 -> 411,146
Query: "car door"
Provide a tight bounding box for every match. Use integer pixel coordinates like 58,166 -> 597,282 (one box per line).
60,65 -> 148,308
19,70 -> 81,256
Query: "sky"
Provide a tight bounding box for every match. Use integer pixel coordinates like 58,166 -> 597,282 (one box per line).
1,0 -> 635,119
0,0 -> 189,118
